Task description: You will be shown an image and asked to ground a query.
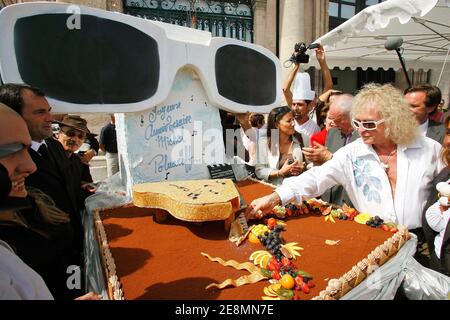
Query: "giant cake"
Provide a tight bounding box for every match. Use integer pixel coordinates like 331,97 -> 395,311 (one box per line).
93,178 -> 410,300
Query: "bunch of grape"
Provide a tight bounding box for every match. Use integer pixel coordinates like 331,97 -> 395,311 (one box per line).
366,216 -> 384,228
280,264 -> 297,278
258,225 -> 284,261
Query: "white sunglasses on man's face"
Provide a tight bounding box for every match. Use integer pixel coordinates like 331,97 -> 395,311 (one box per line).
351,118 -> 385,131
0,2 -> 281,114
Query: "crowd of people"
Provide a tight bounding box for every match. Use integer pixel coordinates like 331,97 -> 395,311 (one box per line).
1,43 -> 449,300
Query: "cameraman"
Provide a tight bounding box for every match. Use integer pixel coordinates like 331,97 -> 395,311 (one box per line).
282,44 -> 332,138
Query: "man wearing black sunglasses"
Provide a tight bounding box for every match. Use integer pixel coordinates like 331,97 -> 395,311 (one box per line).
54,115 -> 94,191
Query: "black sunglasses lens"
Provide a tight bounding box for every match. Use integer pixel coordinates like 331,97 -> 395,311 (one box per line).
14,14 -> 160,104
215,45 -> 276,106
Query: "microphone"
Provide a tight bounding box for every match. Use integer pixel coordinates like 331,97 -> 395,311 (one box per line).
384,37 -> 403,51
384,36 -> 411,87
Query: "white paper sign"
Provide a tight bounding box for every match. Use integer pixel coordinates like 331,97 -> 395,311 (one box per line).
116,67 -> 226,193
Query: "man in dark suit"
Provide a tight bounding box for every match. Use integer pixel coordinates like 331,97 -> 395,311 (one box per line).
302,94 -> 358,205
0,84 -> 83,266
404,84 -> 444,144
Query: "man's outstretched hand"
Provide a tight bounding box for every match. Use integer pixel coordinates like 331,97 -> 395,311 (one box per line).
245,192 -> 282,221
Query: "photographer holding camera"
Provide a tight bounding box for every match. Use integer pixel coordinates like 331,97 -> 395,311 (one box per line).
282,43 -> 333,138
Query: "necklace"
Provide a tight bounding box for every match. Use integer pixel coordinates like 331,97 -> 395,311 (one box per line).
380,147 -> 397,171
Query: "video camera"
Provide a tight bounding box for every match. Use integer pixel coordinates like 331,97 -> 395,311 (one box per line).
287,42 -> 320,65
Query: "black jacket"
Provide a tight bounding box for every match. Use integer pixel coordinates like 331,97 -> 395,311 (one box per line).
26,138 -> 83,253
427,119 -> 445,144
0,198 -> 78,299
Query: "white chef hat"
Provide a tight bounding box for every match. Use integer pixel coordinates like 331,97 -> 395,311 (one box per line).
292,72 -> 315,101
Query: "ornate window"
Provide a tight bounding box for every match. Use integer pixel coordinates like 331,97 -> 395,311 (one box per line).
329,0 -> 384,30
123,0 -> 254,42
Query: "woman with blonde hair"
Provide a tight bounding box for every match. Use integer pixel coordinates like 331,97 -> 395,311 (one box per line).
247,84 -> 444,235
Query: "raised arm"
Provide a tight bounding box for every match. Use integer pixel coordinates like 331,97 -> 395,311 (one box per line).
316,44 -> 332,93
235,113 -> 252,133
282,63 -> 300,108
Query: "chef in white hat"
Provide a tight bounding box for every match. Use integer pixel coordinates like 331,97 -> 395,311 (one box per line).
282,44 -> 332,138
289,72 -> 320,138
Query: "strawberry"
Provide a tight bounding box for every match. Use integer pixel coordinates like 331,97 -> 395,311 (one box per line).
281,257 -> 291,267
285,204 -> 297,216
293,294 -> 300,300
294,275 -> 304,286
269,258 -> 281,271
267,218 -> 277,228
301,283 -> 310,294
307,280 -> 315,288
381,224 -> 390,232
272,270 -> 281,280
267,262 -> 276,271
269,256 -> 278,265
390,227 -> 398,233
274,262 -> 282,271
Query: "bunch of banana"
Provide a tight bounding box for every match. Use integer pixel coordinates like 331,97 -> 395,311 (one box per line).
280,242 -> 303,260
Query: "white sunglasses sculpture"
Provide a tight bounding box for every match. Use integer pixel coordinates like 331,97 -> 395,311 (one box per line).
0,2 -> 282,114
0,2 -> 283,190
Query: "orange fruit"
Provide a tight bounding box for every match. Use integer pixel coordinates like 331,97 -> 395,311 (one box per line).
280,274 -> 295,289
248,232 -> 261,244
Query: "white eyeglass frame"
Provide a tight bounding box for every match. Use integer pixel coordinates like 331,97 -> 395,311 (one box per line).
0,2 -> 281,114
351,118 -> 385,131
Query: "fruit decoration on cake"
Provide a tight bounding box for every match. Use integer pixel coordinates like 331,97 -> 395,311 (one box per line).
203,218 -> 314,300
265,198 -> 400,234
250,222 -> 314,300
199,195 -> 409,300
